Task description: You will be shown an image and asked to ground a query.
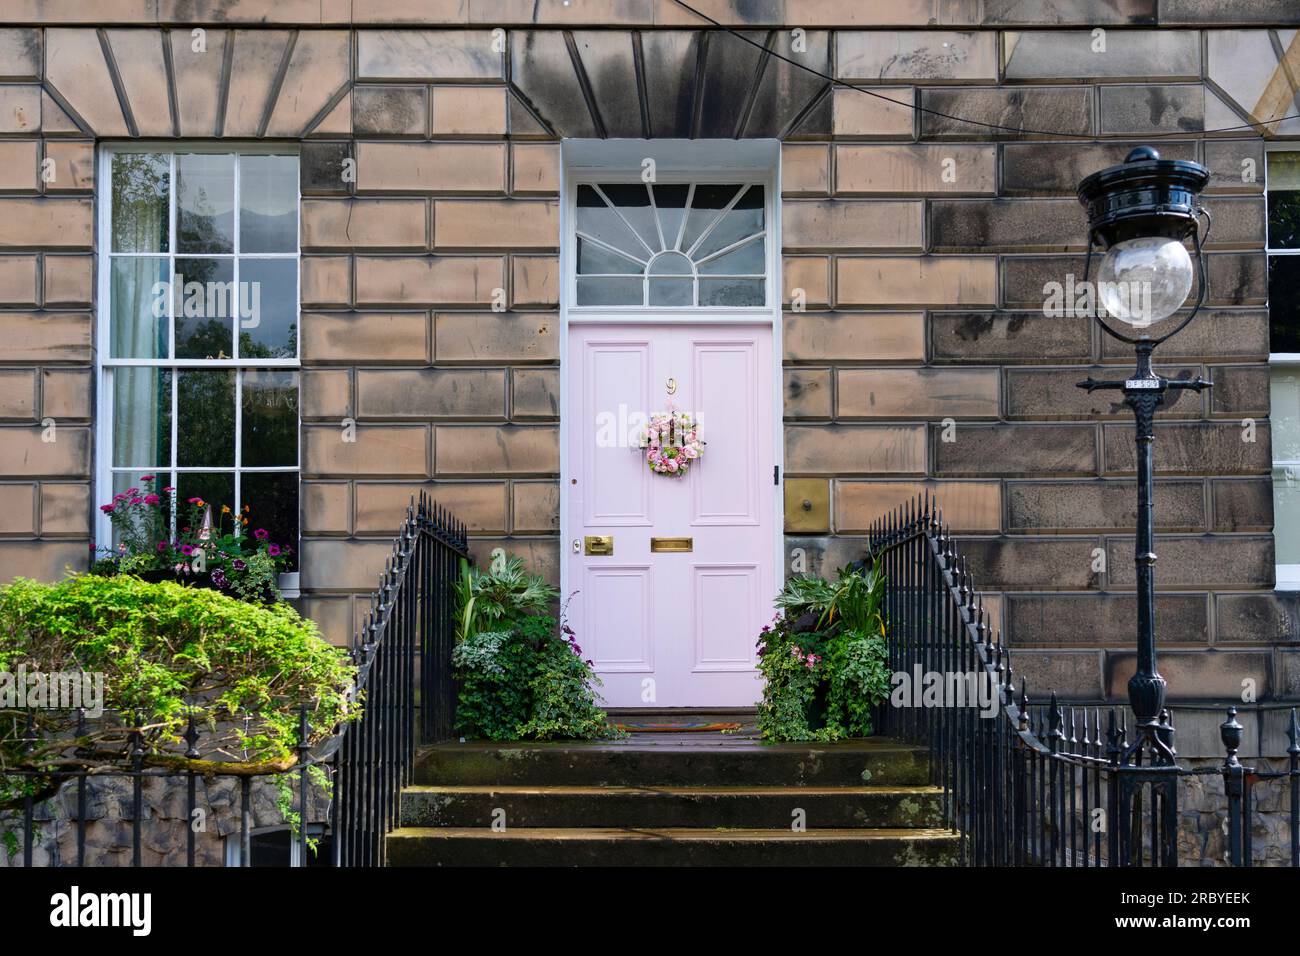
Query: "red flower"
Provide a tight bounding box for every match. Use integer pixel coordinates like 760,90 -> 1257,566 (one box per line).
99,504 -> 115,513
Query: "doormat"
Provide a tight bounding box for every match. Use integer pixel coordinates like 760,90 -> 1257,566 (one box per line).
614,721 -> 743,733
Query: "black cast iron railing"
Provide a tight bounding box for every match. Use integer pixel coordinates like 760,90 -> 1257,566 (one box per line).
868,493 -> 1300,867
1,493 -> 468,867
332,493 -> 468,866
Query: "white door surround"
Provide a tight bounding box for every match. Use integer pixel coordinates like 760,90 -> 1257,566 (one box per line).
559,139 -> 784,708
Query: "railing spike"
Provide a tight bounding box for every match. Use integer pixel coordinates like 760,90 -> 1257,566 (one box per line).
1047,691 -> 1063,751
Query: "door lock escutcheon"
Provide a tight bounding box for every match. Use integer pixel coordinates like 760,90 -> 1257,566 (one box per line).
584,535 -> 614,556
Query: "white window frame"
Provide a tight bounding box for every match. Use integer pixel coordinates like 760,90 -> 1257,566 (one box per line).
1265,143 -> 1300,589
559,139 -> 785,607
224,824 -> 325,867
94,142 -> 302,594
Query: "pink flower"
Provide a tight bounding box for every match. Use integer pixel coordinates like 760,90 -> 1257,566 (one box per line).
254,528 -> 269,540
99,504 -> 115,513
162,486 -> 175,493
156,541 -> 167,552
129,497 -> 143,505
113,494 -> 127,502
267,544 -> 281,557
141,475 -> 154,482
187,497 -> 202,504
124,487 -> 139,497
180,544 -> 195,556
144,494 -> 160,505
666,459 -> 678,472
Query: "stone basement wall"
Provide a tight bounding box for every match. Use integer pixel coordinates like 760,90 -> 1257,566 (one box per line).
1179,757 -> 1296,866
0,5 -> 1298,739
0,774 -> 330,868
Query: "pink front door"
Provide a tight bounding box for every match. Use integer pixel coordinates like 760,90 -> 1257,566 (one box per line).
566,323 -> 775,708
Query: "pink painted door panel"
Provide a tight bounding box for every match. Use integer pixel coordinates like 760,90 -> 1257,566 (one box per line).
567,323 -> 774,708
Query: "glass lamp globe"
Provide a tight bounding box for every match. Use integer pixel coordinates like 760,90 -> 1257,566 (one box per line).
1095,236 -> 1194,329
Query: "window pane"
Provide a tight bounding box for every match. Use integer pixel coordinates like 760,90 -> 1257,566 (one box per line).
648,277 -> 692,306
654,184 -> 689,251
1274,467 -> 1300,564
1270,256 -> 1300,353
241,471 -> 299,571
576,237 -> 641,274
239,154 -> 298,253
110,257 -> 169,359
238,258 -> 297,358
1272,367 -> 1300,462
597,183 -> 660,252
699,277 -> 764,307
242,370 -> 298,467
177,369 -> 235,467
176,472 -> 235,526
177,153 -> 235,253
680,184 -> 743,254
576,276 -> 642,305
1268,152 -> 1300,249
692,185 -> 764,260
108,471 -> 173,549
111,153 -> 169,253
174,258 -> 234,359
698,237 -> 764,275
1267,191 -> 1300,250
576,185 -> 648,261
112,368 -> 172,468
648,251 -> 692,275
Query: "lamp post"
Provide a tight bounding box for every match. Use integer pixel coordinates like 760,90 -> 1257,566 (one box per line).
1075,146 -> 1212,766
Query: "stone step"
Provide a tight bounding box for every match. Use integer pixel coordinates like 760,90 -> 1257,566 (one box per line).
385,827 -> 959,867
399,784 -> 946,829
413,739 -> 930,788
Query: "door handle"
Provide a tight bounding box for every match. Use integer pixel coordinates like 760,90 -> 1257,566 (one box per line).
584,535 -> 614,556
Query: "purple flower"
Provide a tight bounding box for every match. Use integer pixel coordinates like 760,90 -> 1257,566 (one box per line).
156,541 -> 167,552
254,528 -> 269,540
180,544 -> 195,556
267,544 -> 281,557
211,568 -> 228,587
232,559 -> 247,571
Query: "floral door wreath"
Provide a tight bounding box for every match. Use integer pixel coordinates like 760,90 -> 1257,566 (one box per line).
637,408 -> 705,477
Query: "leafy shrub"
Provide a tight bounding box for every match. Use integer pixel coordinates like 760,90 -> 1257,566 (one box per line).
454,553 -> 558,643
757,565 -> 890,743
451,559 -> 615,741
518,638 -> 614,741
0,574 -> 358,784
451,630 -> 534,740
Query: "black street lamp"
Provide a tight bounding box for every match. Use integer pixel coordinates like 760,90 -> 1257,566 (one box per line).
1075,146 -> 1212,766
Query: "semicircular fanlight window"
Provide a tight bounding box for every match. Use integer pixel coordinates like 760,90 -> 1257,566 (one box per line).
574,182 -> 766,307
